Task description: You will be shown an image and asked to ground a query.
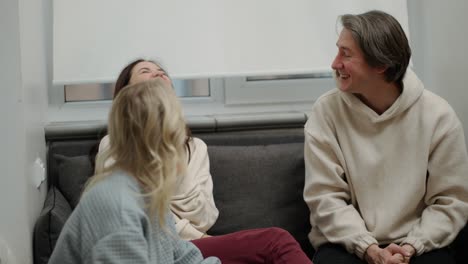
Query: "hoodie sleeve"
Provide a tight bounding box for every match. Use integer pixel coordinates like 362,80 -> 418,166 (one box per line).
401,123 -> 468,255
304,108 -> 377,259
171,212 -> 205,240
170,138 -> 219,240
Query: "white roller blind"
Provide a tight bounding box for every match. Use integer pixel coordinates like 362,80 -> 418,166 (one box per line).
53,0 -> 408,85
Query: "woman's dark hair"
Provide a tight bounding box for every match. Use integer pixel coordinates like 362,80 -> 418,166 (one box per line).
90,59 -> 193,170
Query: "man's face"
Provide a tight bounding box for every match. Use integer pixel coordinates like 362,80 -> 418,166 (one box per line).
331,29 -> 379,94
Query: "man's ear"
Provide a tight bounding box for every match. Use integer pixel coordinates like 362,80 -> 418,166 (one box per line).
374,65 -> 388,74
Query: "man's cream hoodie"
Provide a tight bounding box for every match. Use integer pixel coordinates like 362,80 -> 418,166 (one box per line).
304,69 -> 468,259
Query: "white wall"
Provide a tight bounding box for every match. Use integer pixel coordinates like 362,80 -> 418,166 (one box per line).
408,0 -> 468,145
0,0 -> 48,262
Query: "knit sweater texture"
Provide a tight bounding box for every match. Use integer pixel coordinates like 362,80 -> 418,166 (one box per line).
49,170 -> 220,264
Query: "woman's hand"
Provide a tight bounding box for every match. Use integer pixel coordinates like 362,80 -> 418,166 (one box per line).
201,233 -> 212,238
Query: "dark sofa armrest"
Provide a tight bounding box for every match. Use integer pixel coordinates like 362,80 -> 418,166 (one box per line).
33,187 -> 72,264
453,223 -> 468,264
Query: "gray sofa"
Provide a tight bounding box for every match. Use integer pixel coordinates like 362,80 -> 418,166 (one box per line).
33,127 -> 467,263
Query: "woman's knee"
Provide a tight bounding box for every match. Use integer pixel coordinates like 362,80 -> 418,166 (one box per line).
264,227 -> 297,243
265,227 -> 288,235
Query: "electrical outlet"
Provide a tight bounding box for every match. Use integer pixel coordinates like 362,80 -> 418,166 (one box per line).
32,157 -> 46,189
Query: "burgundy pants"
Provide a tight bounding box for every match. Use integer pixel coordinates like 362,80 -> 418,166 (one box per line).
191,227 -> 312,264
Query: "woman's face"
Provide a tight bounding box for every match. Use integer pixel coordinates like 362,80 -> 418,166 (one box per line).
129,61 -> 171,85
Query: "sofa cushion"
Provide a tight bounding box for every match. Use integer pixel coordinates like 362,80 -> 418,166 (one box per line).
207,142 -> 314,257
54,154 -> 93,208
33,187 -> 72,264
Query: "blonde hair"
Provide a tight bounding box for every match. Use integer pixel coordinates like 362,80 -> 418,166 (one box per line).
86,79 -> 187,228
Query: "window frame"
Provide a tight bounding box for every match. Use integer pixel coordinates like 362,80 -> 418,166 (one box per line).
224,74 -> 334,105
47,75 -> 335,123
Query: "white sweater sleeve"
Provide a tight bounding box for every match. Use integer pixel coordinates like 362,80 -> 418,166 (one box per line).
401,124 -> 468,255
98,135 -> 110,153
170,138 -> 219,240
97,135 -> 115,168
304,112 -> 377,259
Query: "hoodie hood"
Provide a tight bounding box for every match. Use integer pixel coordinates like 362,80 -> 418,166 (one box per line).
339,68 -> 424,123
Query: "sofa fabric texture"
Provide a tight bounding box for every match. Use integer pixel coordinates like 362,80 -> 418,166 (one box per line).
33,187 -> 72,264
54,154 -> 93,208
207,143 -> 312,256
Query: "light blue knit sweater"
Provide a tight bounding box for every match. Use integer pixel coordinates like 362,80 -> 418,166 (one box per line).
49,171 -> 220,264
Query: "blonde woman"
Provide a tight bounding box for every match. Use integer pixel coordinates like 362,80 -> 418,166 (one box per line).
49,79 -> 220,263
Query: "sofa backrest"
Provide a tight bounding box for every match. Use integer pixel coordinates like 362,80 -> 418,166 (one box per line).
40,127 -> 468,262
45,128 -> 314,257
199,128 -> 313,257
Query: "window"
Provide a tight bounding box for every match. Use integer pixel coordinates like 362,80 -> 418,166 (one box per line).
224,73 -> 335,105
53,1 -> 408,86
48,73 -> 335,123
51,1 -> 408,122
64,79 -> 210,102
